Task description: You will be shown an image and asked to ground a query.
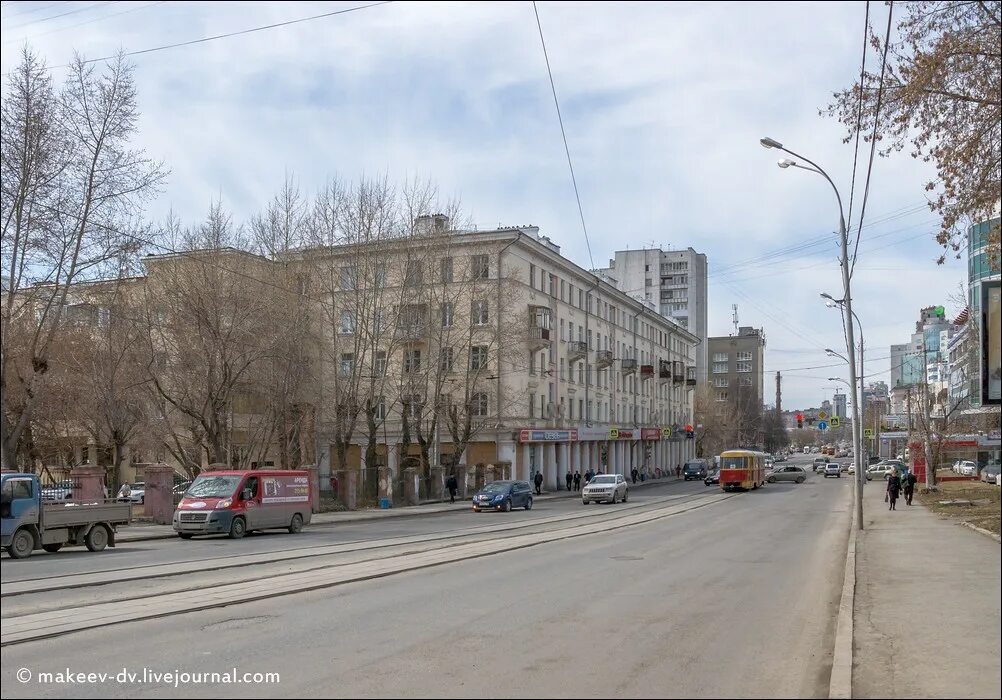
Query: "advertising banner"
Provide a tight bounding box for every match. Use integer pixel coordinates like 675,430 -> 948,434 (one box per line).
261,475 -> 311,504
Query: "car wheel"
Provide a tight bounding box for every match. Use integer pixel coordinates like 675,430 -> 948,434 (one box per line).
42,543 -> 63,553
228,516 -> 246,539
582,499 -> 589,505
796,476 -> 805,484
288,513 -> 304,534
85,525 -> 109,552
502,499 -> 511,512
178,533 -> 194,540
525,497 -> 532,511
623,490 -> 629,503
8,529 -> 35,559
767,476 -> 776,483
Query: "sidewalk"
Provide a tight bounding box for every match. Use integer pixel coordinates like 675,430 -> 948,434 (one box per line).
117,475 -> 682,543
852,480 -> 1001,698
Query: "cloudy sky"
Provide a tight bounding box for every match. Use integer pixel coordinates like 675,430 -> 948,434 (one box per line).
1,0 -> 968,410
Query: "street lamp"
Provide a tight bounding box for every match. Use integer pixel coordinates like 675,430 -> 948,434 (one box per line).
762,136 -> 863,531
822,291 -> 867,469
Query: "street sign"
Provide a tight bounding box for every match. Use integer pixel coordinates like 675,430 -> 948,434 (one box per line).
864,428 -> 874,438
661,426 -> 672,438
818,411 -> 829,420
830,416 -> 841,428
817,420 -> 828,431
609,427 -> 619,439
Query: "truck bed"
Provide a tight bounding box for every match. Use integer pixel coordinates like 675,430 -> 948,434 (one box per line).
42,502 -> 132,528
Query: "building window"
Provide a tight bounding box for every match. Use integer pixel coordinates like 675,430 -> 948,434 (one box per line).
471,392 -> 489,417
715,391 -> 728,402
529,264 -> 536,290
529,394 -> 535,418
471,254 -> 489,280
339,353 -> 354,377
374,351 -> 387,375
440,347 -> 454,372
375,398 -> 386,420
713,362 -> 728,374
736,350 -> 752,361
713,377 -> 728,388
736,361 -> 752,373
339,266 -> 356,290
560,357 -> 566,381
712,352 -> 728,362
470,345 -> 488,370
472,300 -> 489,325
404,349 -> 421,373
404,395 -> 422,418
339,311 -> 355,334
441,302 -> 454,328
740,377 -> 753,386
374,263 -> 387,287
440,257 -> 454,283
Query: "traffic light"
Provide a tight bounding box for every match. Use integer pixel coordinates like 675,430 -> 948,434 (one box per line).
685,424 -> 694,439
797,413 -> 804,429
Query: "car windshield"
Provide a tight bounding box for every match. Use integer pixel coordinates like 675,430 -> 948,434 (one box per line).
186,475 -> 241,498
684,463 -> 702,470
481,482 -> 512,493
590,476 -> 617,484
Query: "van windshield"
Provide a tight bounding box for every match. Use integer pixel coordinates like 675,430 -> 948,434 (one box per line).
187,475 -> 241,499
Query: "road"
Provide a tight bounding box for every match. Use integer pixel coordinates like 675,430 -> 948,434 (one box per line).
2,455 -> 852,699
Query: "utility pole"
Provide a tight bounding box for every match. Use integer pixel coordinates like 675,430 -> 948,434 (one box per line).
775,371 -> 782,414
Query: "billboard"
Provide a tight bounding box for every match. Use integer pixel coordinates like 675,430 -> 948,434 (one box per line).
984,281 -> 1001,405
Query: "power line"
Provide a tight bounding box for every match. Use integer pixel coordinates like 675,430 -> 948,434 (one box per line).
44,1 -> 393,69
3,0 -> 117,30
3,1 -> 165,46
1,1 -> 71,18
844,1 -> 870,235
850,0 -> 895,278
531,0 -> 595,270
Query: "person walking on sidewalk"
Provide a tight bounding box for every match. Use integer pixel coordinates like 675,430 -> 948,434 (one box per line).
631,468 -> 638,484
573,471 -> 581,491
675,464 -> 681,479
565,471 -> 573,491
446,474 -> 458,504
585,469 -> 593,484
533,471 -> 544,495
886,472 -> 901,511
903,470 -> 917,506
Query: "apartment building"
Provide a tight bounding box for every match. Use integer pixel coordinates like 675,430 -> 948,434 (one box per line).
595,247 -> 708,383
706,326 -> 767,410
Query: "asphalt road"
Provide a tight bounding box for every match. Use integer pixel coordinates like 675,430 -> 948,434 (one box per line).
2,454 -> 852,699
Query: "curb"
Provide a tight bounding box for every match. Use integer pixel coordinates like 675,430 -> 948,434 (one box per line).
961,521 -> 1002,543
828,484 -> 857,699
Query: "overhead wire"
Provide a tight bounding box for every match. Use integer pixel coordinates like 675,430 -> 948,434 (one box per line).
3,0 -> 165,46
2,0 -> 117,30
843,1 -> 871,237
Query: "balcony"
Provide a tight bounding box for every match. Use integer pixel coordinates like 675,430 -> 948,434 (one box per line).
621,358 -> 637,375
659,360 -> 671,380
672,360 -> 685,384
595,349 -> 614,368
395,322 -> 427,341
686,365 -> 697,385
567,340 -> 587,361
528,326 -> 551,350
640,364 -> 655,379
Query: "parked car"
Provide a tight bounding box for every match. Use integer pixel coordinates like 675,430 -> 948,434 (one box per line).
823,463 -> 842,478
774,454 -> 787,463
865,464 -> 896,481
682,461 -> 709,481
959,461 -> 978,477
704,470 -> 720,486
582,474 -> 629,504
766,466 -> 807,484
117,482 -> 145,504
980,465 -> 1000,484
472,480 -> 533,512
40,480 -> 76,502
847,463 -> 856,474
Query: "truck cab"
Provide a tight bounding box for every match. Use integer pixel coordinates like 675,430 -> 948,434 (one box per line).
1,473 -> 131,559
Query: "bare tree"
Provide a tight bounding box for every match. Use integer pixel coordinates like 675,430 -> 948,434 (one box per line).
824,1 -> 1001,263
1,48 -> 165,469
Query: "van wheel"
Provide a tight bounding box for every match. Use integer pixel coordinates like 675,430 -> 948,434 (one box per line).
288,514 -> 304,534
228,517 -> 246,539
178,533 -> 194,540
85,525 -> 109,552
42,543 -> 63,553
9,529 -> 35,559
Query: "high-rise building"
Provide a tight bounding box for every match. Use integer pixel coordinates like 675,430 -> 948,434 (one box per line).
595,247 -> 708,383
965,214 -> 1001,406
707,326 -> 766,410
833,392 -> 847,420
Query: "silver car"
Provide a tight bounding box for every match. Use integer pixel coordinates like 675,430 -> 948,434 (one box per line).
766,466 -> 807,484
582,474 -> 629,504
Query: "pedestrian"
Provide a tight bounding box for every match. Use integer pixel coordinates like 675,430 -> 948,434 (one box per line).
533,470 -> 543,495
903,470 -> 917,506
675,464 -> 681,479
446,473 -> 458,504
565,470 -> 574,491
573,471 -> 581,491
631,468 -> 638,484
117,482 -> 132,502
886,472 -> 901,511
585,469 -> 593,483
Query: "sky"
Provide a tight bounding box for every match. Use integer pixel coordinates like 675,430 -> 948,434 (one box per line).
0,0 -> 970,410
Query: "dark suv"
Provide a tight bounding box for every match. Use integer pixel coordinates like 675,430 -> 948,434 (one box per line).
472,480 -> 533,512
683,461 -> 709,480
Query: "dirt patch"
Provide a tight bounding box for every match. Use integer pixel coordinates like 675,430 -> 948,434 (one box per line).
917,480 -> 1001,535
